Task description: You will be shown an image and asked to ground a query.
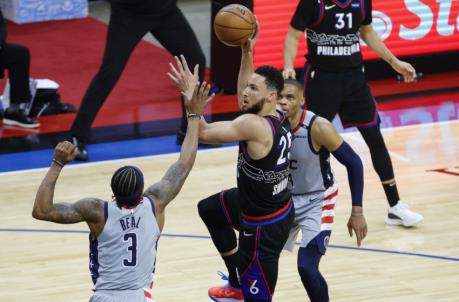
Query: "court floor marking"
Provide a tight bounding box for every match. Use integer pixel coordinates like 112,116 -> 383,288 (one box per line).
2,120 -> 458,176
1,228 -> 458,263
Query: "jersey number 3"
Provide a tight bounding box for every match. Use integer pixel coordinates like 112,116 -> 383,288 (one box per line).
123,233 -> 137,267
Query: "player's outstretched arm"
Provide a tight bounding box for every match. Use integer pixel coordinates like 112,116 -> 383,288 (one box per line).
238,17 -> 258,104
32,141 -> 104,226
311,117 -> 367,246
144,82 -> 213,230
199,113 -> 266,145
283,26 -> 303,79
360,24 -> 416,82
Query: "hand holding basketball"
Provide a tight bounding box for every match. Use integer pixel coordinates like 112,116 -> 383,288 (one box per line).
214,4 -> 258,47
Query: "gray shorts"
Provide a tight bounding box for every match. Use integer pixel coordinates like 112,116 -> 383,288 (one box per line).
90,288 -> 154,302
284,191 -> 323,251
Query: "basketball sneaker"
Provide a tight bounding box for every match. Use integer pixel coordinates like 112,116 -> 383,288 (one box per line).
208,272 -> 243,302
2,107 -> 40,128
385,202 -> 423,227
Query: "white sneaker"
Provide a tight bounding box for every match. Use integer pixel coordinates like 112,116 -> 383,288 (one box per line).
385,202 -> 424,227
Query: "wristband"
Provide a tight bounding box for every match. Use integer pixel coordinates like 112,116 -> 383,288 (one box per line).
187,112 -> 200,119
351,212 -> 363,217
52,158 -> 65,167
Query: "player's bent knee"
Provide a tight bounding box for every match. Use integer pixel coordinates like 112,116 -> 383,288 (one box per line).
197,193 -> 220,222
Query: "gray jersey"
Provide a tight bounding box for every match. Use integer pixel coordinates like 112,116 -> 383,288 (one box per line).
289,110 -> 334,195
90,196 -> 160,290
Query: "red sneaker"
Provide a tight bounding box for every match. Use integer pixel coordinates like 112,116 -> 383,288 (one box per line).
208,272 -> 243,302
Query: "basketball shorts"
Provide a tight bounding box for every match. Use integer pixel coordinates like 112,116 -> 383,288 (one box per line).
284,183 -> 338,254
89,288 -> 154,302
219,188 -> 295,300
303,63 -> 380,128
284,191 -> 323,252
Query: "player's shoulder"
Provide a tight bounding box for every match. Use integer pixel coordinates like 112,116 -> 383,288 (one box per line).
310,114 -> 335,137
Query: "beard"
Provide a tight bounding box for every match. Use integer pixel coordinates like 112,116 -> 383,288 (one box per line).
242,97 -> 266,114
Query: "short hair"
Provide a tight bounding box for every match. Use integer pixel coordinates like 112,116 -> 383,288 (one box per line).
254,65 -> 284,97
284,78 -> 304,92
111,165 -> 144,208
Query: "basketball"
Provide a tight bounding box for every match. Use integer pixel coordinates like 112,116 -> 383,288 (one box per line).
214,4 -> 257,47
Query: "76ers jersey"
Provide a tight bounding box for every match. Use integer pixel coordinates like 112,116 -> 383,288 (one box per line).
289,110 -> 334,195
90,196 -> 160,290
237,113 -> 292,216
290,0 -> 372,71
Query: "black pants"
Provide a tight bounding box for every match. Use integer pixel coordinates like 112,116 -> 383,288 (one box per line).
70,4 -> 206,142
303,63 -> 378,128
0,43 -> 31,105
201,188 -> 294,302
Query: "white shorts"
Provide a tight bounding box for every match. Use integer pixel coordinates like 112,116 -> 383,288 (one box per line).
284,183 -> 339,252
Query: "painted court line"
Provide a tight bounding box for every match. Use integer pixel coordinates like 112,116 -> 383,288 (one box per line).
1,228 -> 458,262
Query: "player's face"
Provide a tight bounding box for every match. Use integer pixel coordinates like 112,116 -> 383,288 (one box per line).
279,84 -> 303,118
241,74 -> 273,113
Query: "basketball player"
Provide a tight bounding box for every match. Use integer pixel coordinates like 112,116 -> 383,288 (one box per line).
32,72 -> 213,301
168,41 -> 293,301
280,78 -> 367,302
283,0 -> 423,227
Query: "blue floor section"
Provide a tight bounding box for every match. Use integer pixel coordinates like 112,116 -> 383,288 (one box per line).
0,135 -> 235,173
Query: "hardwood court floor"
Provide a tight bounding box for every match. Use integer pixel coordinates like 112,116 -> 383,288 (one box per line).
1,121 -> 458,302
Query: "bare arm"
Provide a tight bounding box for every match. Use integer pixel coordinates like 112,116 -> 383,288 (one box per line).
310,116 -> 343,152
238,40 -> 254,104
199,114 -> 266,145
32,142 -> 104,235
144,117 -> 199,208
283,26 -> 303,79
360,24 -> 416,82
144,79 -> 213,218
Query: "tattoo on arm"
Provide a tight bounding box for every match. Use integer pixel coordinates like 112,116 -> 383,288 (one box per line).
34,198 -> 103,224
144,161 -> 189,209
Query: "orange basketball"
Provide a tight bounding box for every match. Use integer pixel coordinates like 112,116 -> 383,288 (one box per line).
214,4 -> 257,47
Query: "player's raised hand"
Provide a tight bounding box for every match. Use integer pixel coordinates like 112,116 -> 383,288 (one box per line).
347,211 -> 368,247
282,67 -> 296,80
391,59 -> 416,83
183,81 -> 215,116
167,55 -> 199,101
54,141 -> 77,165
242,15 -> 259,53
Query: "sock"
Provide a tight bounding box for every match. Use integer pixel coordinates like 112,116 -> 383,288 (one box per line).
383,181 -> 399,207
223,253 -> 240,289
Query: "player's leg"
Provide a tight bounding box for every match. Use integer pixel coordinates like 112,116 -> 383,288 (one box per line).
151,6 -> 206,144
358,125 -> 423,226
70,6 -> 148,159
239,207 -> 294,302
197,188 -> 243,301
292,192 -> 328,301
341,68 -> 423,226
302,63 -> 343,121
298,231 -> 330,302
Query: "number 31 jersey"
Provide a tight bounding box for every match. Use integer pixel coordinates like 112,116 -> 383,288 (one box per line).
90,197 -> 160,290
